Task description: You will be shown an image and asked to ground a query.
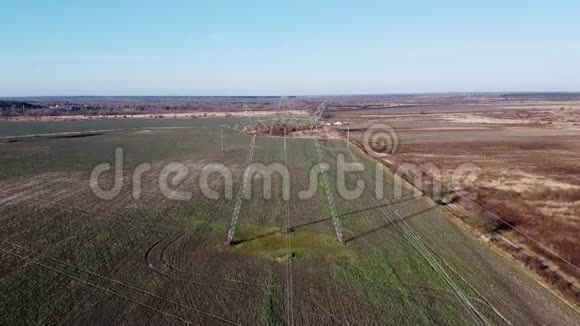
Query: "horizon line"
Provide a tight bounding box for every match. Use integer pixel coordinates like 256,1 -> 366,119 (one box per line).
3,91 -> 580,99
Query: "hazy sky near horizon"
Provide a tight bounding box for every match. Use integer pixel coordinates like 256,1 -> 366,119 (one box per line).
1,0 -> 579,96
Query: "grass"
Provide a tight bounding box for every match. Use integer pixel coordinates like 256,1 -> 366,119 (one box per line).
0,117 -> 253,137
260,272 -> 284,325
334,234 -> 478,324
0,118 -> 253,180
230,224 -> 354,262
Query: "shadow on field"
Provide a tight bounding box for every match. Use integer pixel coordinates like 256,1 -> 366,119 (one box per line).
344,204 -> 439,244
231,230 -> 279,245
287,194 -> 420,233
232,195 -> 425,246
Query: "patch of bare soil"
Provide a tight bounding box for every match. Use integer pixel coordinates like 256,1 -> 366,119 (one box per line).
288,127 -> 343,140
243,122 -> 342,140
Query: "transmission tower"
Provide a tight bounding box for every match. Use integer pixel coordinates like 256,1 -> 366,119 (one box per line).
311,100 -> 327,129
242,103 -> 253,123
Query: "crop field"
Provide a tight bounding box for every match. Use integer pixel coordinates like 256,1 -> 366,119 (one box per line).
0,118 -> 578,325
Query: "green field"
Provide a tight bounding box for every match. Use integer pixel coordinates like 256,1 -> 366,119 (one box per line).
0,118 -> 239,137
0,119 -> 578,325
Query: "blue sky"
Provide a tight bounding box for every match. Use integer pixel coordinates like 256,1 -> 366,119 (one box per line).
1,0 -> 579,96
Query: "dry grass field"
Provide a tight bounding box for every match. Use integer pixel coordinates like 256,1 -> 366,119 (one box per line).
331,102 -> 580,303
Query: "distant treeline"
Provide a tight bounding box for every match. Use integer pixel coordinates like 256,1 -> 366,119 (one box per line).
2,93 -> 580,117
499,92 -> 580,100
0,97 -> 319,117
0,100 -> 40,109
0,101 -> 42,116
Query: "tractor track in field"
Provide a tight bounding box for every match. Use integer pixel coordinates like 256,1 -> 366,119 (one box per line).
144,234 -> 251,294
144,231 -> 272,291
160,232 -> 274,289
0,241 -> 240,325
